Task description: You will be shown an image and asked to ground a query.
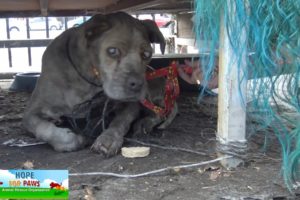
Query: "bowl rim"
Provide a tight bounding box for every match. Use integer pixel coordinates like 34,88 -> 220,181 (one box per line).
15,72 -> 41,78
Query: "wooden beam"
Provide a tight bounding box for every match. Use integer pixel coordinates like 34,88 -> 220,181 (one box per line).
217,1 -> 248,169
39,0 -> 48,16
0,10 -> 92,18
0,0 -> 193,17
48,0 -> 114,10
0,0 -> 39,11
0,39 -> 52,48
104,0 -> 165,13
0,0 -> 114,12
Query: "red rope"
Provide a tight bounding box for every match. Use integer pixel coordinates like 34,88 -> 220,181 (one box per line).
141,61 -> 190,117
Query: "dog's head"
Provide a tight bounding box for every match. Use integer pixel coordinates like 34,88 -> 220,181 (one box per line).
81,12 -> 165,101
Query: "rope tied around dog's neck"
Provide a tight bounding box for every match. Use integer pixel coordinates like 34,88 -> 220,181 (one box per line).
66,37 -> 102,87
141,61 -> 180,117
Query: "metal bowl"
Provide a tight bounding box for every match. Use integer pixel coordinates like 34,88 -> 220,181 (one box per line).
9,72 -> 40,92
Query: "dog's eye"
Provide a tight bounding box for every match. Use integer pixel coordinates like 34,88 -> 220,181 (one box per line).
107,47 -> 120,58
142,51 -> 152,60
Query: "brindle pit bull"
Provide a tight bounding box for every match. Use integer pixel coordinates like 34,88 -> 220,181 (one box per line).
23,12 -> 177,157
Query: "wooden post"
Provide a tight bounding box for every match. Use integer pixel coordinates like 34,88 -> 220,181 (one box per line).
217,1 -> 248,169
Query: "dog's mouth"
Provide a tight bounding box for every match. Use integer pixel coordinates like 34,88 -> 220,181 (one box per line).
101,71 -> 147,102
103,82 -> 146,102
105,92 -> 145,102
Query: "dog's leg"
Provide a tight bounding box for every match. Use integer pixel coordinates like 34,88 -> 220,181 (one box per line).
157,103 -> 178,129
91,102 -> 140,157
133,102 -> 178,135
23,113 -> 87,152
133,114 -> 164,135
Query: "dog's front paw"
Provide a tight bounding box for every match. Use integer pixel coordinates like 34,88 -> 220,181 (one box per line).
133,116 -> 163,136
133,119 -> 151,135
91,129 -> 123,157
44,128 -> 87,152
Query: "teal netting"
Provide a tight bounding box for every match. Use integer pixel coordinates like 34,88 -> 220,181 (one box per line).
193,0 -> 300,189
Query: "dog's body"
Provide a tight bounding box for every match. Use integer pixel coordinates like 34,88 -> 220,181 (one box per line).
23,12 -> 177,156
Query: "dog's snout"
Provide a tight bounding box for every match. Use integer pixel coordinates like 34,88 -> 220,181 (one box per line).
127,76 -> 144,92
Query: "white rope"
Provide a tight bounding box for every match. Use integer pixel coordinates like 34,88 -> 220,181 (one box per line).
69,155 -> 232,178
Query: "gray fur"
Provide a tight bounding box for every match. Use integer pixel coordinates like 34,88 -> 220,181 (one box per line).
23,12 -> 176,156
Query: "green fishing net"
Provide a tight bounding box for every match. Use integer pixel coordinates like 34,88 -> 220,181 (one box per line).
193,0 -> 300,189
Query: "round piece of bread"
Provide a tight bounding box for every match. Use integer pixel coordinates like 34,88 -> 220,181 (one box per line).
121,147 -> 150,158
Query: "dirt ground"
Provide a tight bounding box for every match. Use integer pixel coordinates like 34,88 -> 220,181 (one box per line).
0,80 -> 299,200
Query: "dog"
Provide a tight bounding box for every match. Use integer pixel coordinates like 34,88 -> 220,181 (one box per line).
23,12 -> 177,157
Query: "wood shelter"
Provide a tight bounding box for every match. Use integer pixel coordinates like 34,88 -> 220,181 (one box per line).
0,0 -> 247,169
0,0 -> 192,17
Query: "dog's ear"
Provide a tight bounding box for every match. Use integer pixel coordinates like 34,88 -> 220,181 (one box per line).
84,14 -> 111,42
141,20 -> 166,54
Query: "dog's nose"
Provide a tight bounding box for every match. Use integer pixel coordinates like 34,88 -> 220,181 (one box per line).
127,76 -> 144,92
